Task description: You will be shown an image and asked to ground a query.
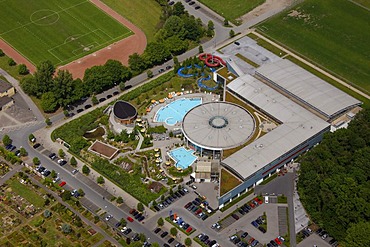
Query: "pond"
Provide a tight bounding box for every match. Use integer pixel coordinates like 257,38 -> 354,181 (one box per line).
83,127 -> 105,139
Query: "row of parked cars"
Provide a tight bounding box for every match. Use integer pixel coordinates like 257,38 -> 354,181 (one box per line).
184,197 -> 211,221
154,187 -> 189,212
230,233 -> 259,247
267,236 -> 285,247
128,208 -> 145,222
197,233 -> 219,247
184,0 -> 201,9
251,215 -> 266,233
153,228 -> 178,246
74,91 -> 120,114
169,214 -> 194,233
316,228 -> 338,247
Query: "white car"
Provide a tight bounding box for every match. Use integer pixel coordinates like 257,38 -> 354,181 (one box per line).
105,215 -> 112,221
120,227 -> 127,233
191,185 -> 197,189
53,177 -> 60,183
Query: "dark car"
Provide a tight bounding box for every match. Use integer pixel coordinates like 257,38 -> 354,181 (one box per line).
84,104 -> 92,109
106,94 -> 112,99
185,0 -> 191,2
258,226 -> 266,233
241,232 -> 248,238
231,214 -> 239,220
158,68 -> 165,73
178,190 -> 185,196
99,98 -> 106,102
49,153 -> 56,160
163,244 -> 170,247
234,41 -> 240,46
115,222 -> 121,228
76,108 -> 83,113
112,91 -> 119,96
123,228 -> 132,234
270,240 -> 278,247
168,238 -> 174,243
134,213 -> 142,219
33,143 -> 41,149
154,228 -> 161,234
166,65 -> 172,70
195,5 -> 201,9
239,209 -> 246,215
133,210 -> 139,216
160,231 -> 168,238
60,160 -> 67,166
124,85 -> 132,90
189,1 -> 195,5
168,1 -> 174,5
43,170 -> 51,177
138,215 -> 145,221
154,205 -> 160,211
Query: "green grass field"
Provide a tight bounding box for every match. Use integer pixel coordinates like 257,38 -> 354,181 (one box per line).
198,0 -> 265,25
102,0 -> 161,42
256,0 -> 370,94
353,0 -> 370,8
0,0 -> 132,66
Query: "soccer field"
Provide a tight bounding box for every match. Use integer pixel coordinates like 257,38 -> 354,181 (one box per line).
256,0 -> 370,93
0,0 -> 132,66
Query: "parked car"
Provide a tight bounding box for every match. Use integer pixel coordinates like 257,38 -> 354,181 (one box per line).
154,228 -> 161,234
105,214 -> 112,221
160,231 -> 168,238
231,214 -> 239,220
33,143 -> 41,149
49,153 -> 56,160
59,181 -> 66,187
127,216 -> 134,222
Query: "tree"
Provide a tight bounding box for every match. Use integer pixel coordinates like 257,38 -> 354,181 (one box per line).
163,16 -> 187,39
170,227 -> 177,236
52,70 -> 75,107
82,165 -> 90,175
207,20 -> 214,37
229,29 -> 235,38
41,92 -> 58,113
58,149 -> 65,158
43,210 -> 52,218
8,58 -> 16,66
345,222 -> 370,247
18,64 -> 29,75
128,53 -> 147,73
147,70 -> 153,78
83,65 -> 111,95
137,202 -> 144,212
77,188 -> 85,197
91,95 -> 98,105
157,217 -> 164,226
34,60 -> 55,96
144,42 -> 171,65
70,156 -> 77,167
19,147 -> 27,157
165,35 -> 188,55
207,20 -> 214,31
116,196 -> 123,204
61,190 -> 71,201
185,237 -> 192,246
173,2 -> 185,16
61,223 -> 72,234
45,118 -> 52,126
223,18 -> 229,26
120,218 -> 127,226
119,81 -> 125,91
28,134 -> 35,142
97,176 -> 105,184
20,76 -> 38,96
33,157 -> 40,166
50,170 -> 56,178
198,45 -> 203,54
2,135 -> 12,146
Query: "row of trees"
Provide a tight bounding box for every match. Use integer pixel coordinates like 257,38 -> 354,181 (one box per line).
128,1 -> 210,75
20,60 -> 131,112
298,109 -> 370,246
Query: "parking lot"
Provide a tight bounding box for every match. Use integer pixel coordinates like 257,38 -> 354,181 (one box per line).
297,234 -> 332,247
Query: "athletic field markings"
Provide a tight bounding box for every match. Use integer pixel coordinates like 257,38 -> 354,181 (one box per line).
0,0 -> 89,36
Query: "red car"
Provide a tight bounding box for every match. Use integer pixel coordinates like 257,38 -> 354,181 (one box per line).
254,197 -> 263,204
250,202 -> 255,208
275,238 -> 282,245
59,181 -> 66,187
129,208 -> 136,214
127,216 -> 134,222
186,227 -> 192,233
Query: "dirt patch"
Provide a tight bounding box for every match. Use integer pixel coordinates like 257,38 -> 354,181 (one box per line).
240,0 -> 293,23
58,0 -> 147,79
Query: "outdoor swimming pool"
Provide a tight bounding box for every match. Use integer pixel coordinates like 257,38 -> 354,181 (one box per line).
168,147 -> 197,169
155,98 -> 202,125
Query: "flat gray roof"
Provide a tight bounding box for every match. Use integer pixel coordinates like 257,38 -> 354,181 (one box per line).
256,60 -> 361,119
0,79 -> 12,93
224,75 -> 330,179
182,102 -> 255,150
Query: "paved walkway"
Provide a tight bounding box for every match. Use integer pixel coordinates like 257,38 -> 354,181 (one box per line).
252,31 -> 370,100
0,163 -> 22,186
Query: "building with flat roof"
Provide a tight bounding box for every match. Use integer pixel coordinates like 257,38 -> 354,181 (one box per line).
0,79 -> 15,98
255,59 -> 361,121
182,101 -> 255,157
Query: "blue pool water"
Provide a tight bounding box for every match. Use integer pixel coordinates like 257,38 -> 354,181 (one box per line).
155,98 -> 202,125
168,147 -> 197,169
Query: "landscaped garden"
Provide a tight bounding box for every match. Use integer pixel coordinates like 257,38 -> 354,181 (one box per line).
0,172 -> 104,246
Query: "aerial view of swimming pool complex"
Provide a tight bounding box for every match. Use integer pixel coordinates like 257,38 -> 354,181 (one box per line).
154,98 -> 202,125
168,147 -> 197,169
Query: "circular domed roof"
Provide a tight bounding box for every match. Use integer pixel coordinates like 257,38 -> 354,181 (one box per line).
113,101 -> 137,120
182,102 -> 255,150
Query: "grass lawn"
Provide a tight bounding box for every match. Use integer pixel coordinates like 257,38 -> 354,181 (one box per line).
7,179 -> 45,208
256,0 -> 370,94
353,0 -> 370,8
0,0 -> 132,66
220,168 -> 241,196
198,0 -> 265,25
102,0 -> 161,42
0,54 -> 29,80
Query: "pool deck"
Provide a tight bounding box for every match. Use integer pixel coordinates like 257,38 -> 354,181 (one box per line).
146,92 -> 220,130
